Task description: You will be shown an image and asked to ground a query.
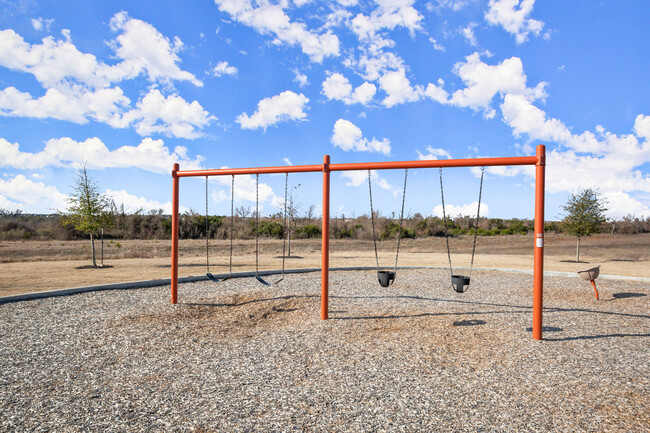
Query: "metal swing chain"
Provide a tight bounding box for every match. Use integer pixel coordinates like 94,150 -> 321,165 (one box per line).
281,173 -> 288,276
205,176 -> 210,274
228,175 -> 235,275
368,170 -> 380,270
393,169 -> 408,273
469,167 -> 485,280
439,168 -> 453,280
255,173 -> 260,277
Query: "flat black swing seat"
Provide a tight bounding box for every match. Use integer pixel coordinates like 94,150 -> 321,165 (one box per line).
377,270 -> 396,287
256,275 -> 284,286
207,272 -> 231,283
451,275 -> 470,293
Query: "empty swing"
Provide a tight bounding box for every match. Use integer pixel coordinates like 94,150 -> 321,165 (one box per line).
205,175 -> 235,282
439,166 -> 485,293
368,169 -> 408,287
254,173 -> 288,286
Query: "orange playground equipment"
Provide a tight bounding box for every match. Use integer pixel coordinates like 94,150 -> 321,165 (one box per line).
170,145 -> 547,340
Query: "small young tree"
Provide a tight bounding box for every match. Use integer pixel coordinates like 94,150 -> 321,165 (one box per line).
562,188 -> 608,262
61,166 -> 115,267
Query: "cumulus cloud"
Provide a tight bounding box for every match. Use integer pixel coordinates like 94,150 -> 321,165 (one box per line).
0,175 -> 68,213
340,170 -> 391,190
350,0 -> 423,42
0,17 -> 212,138
213,0 -> 339,63
106,189 -> 189,214
331,119 -> 391,155
212,61 -> 238,77
130,89 -> 215,139
0,14 -> 201,90
292,68 -> 309,87
484,0 -> 544,44
433,201 -> 490,218
462,23 -> 478,46
449,52 -> 546,117
322,72 -> 376,105
236,90 -> 309,130
378,68 -> 424,107
0,136 -> 203,173
31,18 -> 54,32
417,146 -> 452,160
108,11 -> 202,86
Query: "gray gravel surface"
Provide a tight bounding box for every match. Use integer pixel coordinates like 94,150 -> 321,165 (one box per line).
1,269 -> 648,432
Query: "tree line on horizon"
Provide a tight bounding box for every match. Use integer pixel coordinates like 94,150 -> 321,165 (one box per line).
2,207 -> 649,242
1,167 -> 642,267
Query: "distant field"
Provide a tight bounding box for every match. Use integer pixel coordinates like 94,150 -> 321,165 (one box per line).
1,233 -> 649,296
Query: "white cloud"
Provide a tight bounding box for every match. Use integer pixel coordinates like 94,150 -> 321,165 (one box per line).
634,114 -> 650,141
341,170 -> 391,190
0,175 -> 68,213
109,11 -> 202,86
449,52 -> 546,117
106,189 -> 189,214
212,61 -> 238,77
417,146 -> 452,160
378,68 -> 423,107
213,0 -> 339,63
0,85 -> 131,125
130,89 -> 215,139
331,119 -> 391,155
31,18 -> 54,32
350,0 -> 423,42
236,90 -> 309,130
462,23 -> 478,46
0,14 -> 200,90
0,86 -> 213,139
353,51 -> 405,81
0,20 -> 211,138
0,136 -> 204,173
429,37 -> 445,51
322,72 -> 376,105
430,0 -> 471,12
292,68 -> 309,87
433,201 -> 490,218
485,0 -> 544,44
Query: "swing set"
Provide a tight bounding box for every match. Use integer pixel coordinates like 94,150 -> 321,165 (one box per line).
171,145 -> 547,340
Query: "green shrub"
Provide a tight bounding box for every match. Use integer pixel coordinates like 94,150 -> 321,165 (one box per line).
296,224 -> 321,238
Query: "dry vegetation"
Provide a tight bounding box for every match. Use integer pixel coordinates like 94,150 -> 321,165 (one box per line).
1,233 -> 649,297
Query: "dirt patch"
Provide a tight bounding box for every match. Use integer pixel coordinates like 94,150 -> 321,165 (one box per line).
1,234 -> 649,296
113,291 -> 318,341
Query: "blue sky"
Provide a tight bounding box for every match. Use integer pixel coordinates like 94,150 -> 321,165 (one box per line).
0,0 -> 648,221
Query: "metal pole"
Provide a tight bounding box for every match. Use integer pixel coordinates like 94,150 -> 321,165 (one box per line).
171,163 -> 179,304
321,155 -> 330,320
100,228 -> 104,267
533,145 -> 545,340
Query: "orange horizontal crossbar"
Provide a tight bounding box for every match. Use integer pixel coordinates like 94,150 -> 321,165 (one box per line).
175,155 -> 539,178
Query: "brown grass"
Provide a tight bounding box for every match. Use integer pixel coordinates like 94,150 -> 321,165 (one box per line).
1,233 -> 649,297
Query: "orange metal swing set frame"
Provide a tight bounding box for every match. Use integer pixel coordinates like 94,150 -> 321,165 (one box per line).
170,145 -> 547,340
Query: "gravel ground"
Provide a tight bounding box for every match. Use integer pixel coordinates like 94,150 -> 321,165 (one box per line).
1,269 -> 648,432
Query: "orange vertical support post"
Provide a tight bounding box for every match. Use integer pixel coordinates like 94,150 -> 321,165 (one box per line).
532,145 -> 545,340
171,163 -> 179,304
321,155 -> 330,320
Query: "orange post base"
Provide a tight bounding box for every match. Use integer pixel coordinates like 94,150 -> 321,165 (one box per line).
590,280 -> 599,300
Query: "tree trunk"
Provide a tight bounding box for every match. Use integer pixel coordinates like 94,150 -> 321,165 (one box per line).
90,232 -> 97,267
576,236 -> 581,262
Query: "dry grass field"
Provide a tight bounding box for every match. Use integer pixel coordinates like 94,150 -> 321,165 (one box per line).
1,233 -> 649,297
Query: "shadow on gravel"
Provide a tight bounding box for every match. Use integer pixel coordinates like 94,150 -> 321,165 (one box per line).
611,292 -> 646,299
544,333 -> 650,342
453,319 -> 486,326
